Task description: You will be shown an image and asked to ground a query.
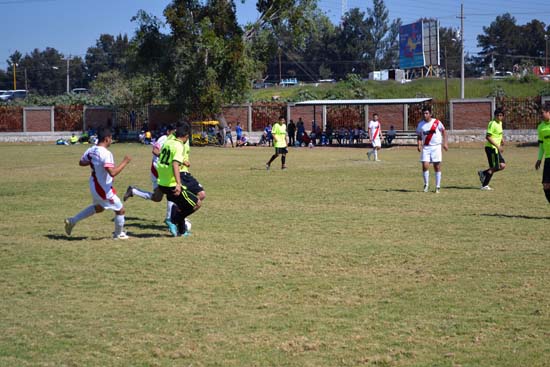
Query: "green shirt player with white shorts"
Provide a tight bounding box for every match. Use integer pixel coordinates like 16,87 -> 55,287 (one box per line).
266,116 -> 288,170
535,104 -> 550,204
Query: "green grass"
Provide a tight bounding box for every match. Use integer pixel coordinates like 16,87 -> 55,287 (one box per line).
251,77 -> 550,101
1,143 -> 549,366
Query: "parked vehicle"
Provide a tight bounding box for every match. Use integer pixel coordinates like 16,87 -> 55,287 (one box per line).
0,89 -> 28,101
71,88 -> 89,94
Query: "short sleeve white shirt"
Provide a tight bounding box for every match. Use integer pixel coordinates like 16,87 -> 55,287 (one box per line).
81,145 -> 115,200
416,118 -> 445,146
368,120 -> 382,140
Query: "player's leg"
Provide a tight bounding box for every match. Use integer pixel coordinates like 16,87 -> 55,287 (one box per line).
124,186 -> 154,201
481,147 -> 499,188
113,205 -> 128,239
281,153 -> 287,169
432,147 -> 442,192
266,149 -> 279,169
542,159 -> 550,203
420,148 -> 431,191
64,204 -> 100,235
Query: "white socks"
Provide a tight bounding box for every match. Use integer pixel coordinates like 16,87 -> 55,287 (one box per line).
71,205 -> 96,224
114,215 -> 125,235
423,171 -> 429,186
435,172 -> 442,188
166,201 -> 175,220
132,187 -> 153,200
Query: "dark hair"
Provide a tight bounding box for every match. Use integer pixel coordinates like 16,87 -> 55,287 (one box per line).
422,106 -> 432,113
175,124 -> 190,138
542,103 -> 550,112
97,127 -> 112,142
494,108 -> 504,116
373,113 -> 379,117
166,123 -> 176,131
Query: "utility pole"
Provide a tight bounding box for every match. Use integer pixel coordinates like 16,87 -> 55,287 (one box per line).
278,48 -> 282,84
545,35 -> 549,73
12,63 -> 17,90
458,3 -> 465,99
66,57 -> 70,94
24,67 -> 28,90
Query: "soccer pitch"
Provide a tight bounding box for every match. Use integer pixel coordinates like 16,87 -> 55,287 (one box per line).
0,143 -> 548,366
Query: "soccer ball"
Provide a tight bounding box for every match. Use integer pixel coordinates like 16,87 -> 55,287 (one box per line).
184,218 -> 192,232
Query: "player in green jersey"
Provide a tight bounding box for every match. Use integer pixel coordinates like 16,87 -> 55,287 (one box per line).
266,116 -> 288,170
535,103 -> 550,204
478,108 -> 506,190
157,124 -> 198,236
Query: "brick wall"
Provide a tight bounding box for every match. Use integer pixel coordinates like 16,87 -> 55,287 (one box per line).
84,107 -> 115,130
367,104 -> 405,130
452,101 -> 493,129
26,109 -> 51,132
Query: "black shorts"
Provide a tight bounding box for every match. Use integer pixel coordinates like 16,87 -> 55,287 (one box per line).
275,147 -> 288,155
180,172 -> 204,195
543,159 -> 550,184
158,185 -> 198,211
485,146 -> 505,169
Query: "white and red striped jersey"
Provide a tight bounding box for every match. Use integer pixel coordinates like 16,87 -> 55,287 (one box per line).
416,118 -> 445,146
81,145 -> 116,200
150,134 -> 169,178
368,120 -> 381,140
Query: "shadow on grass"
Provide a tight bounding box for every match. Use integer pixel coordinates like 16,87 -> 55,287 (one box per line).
45,234 -> 88,241
366,188 -> 417,193
444,185 -> 480,190
480,213 -> 550,220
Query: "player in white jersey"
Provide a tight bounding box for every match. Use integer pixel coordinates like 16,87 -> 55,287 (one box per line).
367,113 -> 383,161
123,124 -> 177,235
64,127 -> 132,239
416,106 -> 448,193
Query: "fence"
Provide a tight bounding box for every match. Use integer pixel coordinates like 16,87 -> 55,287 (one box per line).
0,97 -> 549,135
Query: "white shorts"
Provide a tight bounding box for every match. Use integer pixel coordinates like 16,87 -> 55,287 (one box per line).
420,145 -> 442,163
90,185 -> 123,211
372,138 -> 381,148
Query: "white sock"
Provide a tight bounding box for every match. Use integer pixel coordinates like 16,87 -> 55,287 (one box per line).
166,201 -> 175,221
72,205 -> 96,224
435,172 -> 442,188
374,150 -> 378,160
114,215 -> 125,235
423,171 -> 429,186
132,187 -> 153,200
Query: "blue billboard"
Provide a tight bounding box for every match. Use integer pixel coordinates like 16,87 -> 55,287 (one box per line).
399,21 -> 424,69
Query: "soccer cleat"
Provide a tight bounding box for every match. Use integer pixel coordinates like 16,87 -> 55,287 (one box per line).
281,165 -> 287,170
265,163 -> 270,171
480,185 -> 493,191
435,187 -> 441,194
123,186 -> 133,201
423,185 -> 429,192
477,170 -> 485,185
113,231 -> 130,239
164,218 -> 178,237
375,159 -> 381,162
180,231 -> 191,237
64,218 -> 75,236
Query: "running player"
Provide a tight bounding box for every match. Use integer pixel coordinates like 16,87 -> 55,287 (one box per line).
477,109 -> 506,190
535,104 -> 550,205
367,113 -> 383,161
64,127 -> 132,239
123,124 -> 177,234
157,124 -> 199,237
266,116 -> 288,170
416,106 -> 448,193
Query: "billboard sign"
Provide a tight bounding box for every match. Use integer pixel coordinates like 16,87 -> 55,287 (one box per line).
399,21 -> 424,69
399,20 -> 440,69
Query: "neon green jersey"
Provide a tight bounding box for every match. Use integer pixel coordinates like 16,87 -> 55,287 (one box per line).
537,120 -> 550,159
272,122 -> 287,148
180,140 -> 190,173
485,119 -> 503,149
157,138 -> 184,187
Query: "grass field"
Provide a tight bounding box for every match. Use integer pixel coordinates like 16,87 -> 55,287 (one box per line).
0,142 -> 549,366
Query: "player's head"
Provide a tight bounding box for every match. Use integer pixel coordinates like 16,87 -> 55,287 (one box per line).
494,108 -> 504,120
166,123 -> 176,135
174,123 -> 191,142
422,106 -> 432,119
97,127 -> 112,145
373,113 -> 379,120
279,116 -> 286,124
542,103 -> 550,120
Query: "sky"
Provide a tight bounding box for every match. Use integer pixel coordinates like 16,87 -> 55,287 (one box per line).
1,0 -> 548,70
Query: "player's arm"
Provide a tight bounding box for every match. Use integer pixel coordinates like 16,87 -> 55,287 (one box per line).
442,127 -> 448,151
172,160 -> 183,195
486,134 -> 502,152
535,141 -> 544,170
152,144 -> 161,157
416,130 -> 422,152
106,155 -> 132,177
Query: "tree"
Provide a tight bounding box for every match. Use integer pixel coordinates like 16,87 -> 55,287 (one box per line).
477,13 -> 521,73
335,8 -> 373,78
367,0 -> 400,70
85,34 -> 130,80
439,26 -> 462,77
163,0 -> 251,117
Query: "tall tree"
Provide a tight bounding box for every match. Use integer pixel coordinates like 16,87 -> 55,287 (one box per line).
477,13 -> 521,73
439,26 -> 462,77
336,8 -> 373,77
85,34 -> 130,80
163,0 -> 250,117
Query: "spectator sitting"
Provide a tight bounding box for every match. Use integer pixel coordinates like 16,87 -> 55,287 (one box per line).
69,133 -> 79,144
301,131 -> 311,146
386,125 -> 397,146
236,134 -> 249,147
